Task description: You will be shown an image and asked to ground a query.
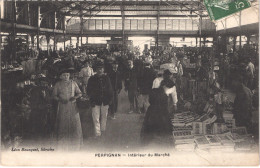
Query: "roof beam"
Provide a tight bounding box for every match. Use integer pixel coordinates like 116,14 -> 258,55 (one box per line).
80,1 -> 117,24
66,14 -> 208,17
65,30 -> 215,37
67,9 -> 201,12
1,21 -> 64,34
41,2 -> 75,16
121,0 -> 125,55
156,1 -> 160,56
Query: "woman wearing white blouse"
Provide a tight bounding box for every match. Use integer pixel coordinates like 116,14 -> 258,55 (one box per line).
152,69 -> 178,113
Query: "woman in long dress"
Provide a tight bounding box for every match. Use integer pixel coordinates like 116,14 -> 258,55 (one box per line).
140,79 -> 174,146
53,69 -> 83,151
152,69 -> 178,115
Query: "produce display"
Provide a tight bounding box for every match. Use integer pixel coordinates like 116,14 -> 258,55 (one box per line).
172,93 -> 256,153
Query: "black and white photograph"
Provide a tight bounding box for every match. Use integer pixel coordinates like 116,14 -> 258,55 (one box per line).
0,0 -> 259,166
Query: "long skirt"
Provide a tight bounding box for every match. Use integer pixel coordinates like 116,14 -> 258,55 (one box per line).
140,106 -> 172,145
55,102 -> 83,151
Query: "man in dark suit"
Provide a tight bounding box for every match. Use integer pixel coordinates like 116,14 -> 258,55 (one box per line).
87,61 -> 113,137
107,61 -> 122,119
125,60 -> 139,114
138,62 -> 156,113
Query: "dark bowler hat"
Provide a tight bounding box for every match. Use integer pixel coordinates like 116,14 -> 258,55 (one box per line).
163,69 -> 172,76
112,60 -> 118,65
59,67 -> 75,76
95,61 -> 104,68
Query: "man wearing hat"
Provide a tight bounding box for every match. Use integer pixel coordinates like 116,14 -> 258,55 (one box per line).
79,61 -> 94,96
138,61 -> 156,114
87,61 -> 113,137
107,60 -> 122,119
125,59 -> 139,114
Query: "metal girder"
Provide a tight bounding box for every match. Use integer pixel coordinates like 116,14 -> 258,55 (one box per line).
81,0 -> 117,24
77,9 -> 201,12
66,14 -> 208,17
16,2 -> 28,22
66,4 -> 202,12
198,1 -> 202,48
88,2 -> 104,13
65,1 -> 108,23
164,1 -> 201,16
12,1 -> 17,63
156,1 -> 160,57
121,0 -> 126,55
37,4 -> 40,50
72,1 -> 201,7
217,23 -> 259,36
40,28 -> 63,34
41,2 -> 75,16
1,21 -> 64,34
65,30 -> 215,37
80,5 -> 83,46
33,1 -> 209,20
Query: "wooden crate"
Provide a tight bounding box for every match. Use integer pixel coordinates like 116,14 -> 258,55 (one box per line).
192,122 -> 203,135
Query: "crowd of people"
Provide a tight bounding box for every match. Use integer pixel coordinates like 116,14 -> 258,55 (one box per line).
1,44 -> 259,151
